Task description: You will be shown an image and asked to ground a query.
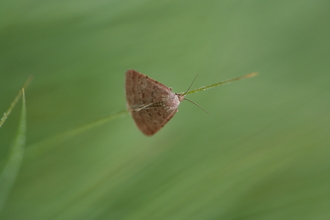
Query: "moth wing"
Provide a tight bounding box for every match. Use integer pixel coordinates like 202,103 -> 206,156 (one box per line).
125,69 -> 180,136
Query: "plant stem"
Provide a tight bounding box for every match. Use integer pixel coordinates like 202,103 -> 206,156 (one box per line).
181,72 -> 258,96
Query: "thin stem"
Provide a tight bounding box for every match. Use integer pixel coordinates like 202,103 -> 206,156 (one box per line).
181,72 -> 258,96
26,110 -> 129,159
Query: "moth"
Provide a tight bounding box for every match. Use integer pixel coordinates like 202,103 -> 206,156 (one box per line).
125,69 -> 184,136
125,69 -> 257,136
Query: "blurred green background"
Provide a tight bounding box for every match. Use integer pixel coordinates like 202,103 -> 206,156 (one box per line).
1,0 -> 330,219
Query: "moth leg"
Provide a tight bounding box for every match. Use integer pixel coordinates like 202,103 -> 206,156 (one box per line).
131,101 -> 164,112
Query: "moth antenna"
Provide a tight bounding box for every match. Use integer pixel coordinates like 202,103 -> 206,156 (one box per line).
183,74 -> 199,95
183,98 -> 209,114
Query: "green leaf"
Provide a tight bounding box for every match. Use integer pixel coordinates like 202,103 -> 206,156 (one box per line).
0,89 -> 27,213
0,77 -> 32,129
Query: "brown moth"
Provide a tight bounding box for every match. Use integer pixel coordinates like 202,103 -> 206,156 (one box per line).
125,69 -> 257,136
125,69 -> 184,136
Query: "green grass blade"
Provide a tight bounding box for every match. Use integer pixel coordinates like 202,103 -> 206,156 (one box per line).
26,110 -> 129,158
0,89 -> 27,213
0,76 -> 32,129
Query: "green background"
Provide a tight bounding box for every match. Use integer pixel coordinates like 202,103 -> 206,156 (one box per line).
1,1 -> 330,219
